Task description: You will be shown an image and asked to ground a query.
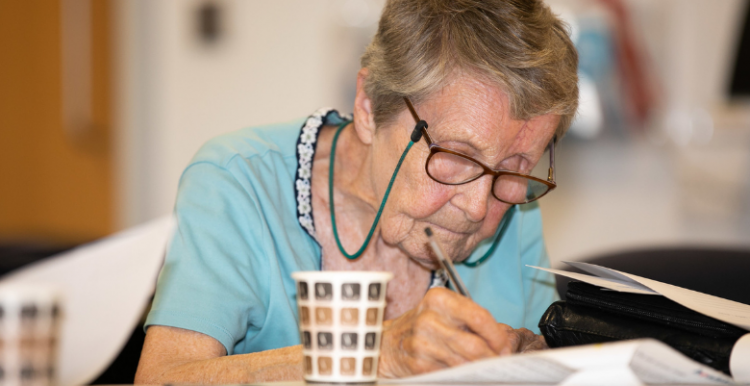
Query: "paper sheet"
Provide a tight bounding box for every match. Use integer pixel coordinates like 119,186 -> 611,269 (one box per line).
528,266 -> 658,295
730,333 -> 750,383
612,272 -> 750,331
381,339 -> 733,385
533,262 -> 750,331
629,340 -> 733,384
379,355 -> 573,384
540,340 -> 733,384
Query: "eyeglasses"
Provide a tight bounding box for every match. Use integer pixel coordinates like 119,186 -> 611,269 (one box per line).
403,97 -> 557,205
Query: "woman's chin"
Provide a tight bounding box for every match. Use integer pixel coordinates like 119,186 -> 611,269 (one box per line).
408,254 -> 441,270
400,239 -> 471,271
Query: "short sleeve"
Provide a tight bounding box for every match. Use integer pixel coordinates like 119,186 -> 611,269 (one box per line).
145,161 -> 271,354
518,202 -> 559,331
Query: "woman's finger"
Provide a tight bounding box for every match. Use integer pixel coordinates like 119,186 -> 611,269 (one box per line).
515,328 -> 548,353
378,289 -> 530,378
403,331 -> 467,369
421,288 -> 511,354
424,313 -> 498,361
397,308 -> 494,371
521,335 -> 548,353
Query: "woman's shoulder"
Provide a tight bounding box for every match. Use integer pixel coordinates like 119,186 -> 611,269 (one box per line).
188,117 -> 308,169
185,108 -> 350,171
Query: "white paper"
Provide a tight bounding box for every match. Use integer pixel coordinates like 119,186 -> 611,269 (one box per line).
535,340 -> 639,369
381,339 -> 733,385
379,354 -> 573,384
528,265 -> 658,295
630,340 -> 733,384
614,273 -> 750,331
558,367 -> 644,386
538,340 -> 732,384
0,216 -> 175,386
730,333 -> 750,383
553,262 -> 750,331
565,261 -> 656,291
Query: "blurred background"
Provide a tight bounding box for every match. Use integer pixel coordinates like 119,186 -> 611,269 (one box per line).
1,0 -> 750,269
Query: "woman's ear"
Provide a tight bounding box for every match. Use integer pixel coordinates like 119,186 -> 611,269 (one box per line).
353,68 -> 377,145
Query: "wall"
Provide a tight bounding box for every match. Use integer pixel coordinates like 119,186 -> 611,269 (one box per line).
542,0 -> 750,263
113,0 -> 383,228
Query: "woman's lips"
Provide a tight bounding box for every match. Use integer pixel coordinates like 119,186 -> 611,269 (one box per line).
427,223 -> 476,237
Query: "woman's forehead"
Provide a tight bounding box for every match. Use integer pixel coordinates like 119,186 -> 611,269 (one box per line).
418,79 -> 531,153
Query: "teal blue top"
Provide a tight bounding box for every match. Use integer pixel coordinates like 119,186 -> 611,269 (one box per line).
145,108 -> 558,355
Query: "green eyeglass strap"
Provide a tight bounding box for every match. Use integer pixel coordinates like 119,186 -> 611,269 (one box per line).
461,205 -> 514,267
328,119 -> 503,266
329,120 -> 416,259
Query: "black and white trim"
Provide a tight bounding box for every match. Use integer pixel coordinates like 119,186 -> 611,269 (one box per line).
294,108 -> 351,241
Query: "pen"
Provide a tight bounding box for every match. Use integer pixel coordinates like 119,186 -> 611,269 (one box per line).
424,227 -> 472,300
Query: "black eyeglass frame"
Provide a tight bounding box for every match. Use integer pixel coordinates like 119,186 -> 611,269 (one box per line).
403,97 -> 557,205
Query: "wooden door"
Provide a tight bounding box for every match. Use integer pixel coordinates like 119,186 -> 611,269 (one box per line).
0,0 -> 113,246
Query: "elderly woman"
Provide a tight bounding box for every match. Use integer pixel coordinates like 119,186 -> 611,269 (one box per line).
135,0 -> 578,383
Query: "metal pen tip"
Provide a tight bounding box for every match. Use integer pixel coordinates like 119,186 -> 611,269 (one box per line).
423,226 -> 471,300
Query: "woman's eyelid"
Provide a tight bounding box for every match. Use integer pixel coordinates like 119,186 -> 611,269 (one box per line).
497,154 -> 529,173
431,131 -> 536,172
433,140 -> 523,171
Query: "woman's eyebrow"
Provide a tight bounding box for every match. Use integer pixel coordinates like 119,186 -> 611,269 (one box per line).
430,121 -> 535,160
430,125 -> 483,150
436,136 -> 529,168
434,137 -> 483,155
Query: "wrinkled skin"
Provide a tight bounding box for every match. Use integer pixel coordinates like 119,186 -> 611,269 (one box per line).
378,288 -> 548,378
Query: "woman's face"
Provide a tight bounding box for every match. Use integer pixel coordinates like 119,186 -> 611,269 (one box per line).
359,74 -> 560,268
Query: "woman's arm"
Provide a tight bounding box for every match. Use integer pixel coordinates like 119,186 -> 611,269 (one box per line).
137,293 -> 547,383
134,326 -> 303,384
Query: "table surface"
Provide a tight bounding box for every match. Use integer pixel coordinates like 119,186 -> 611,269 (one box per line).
238,382 -> 726,386
109,382 -> 742,386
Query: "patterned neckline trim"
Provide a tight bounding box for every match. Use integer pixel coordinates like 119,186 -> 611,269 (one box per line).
292,108 -> 446,288
294,108 -> 350,241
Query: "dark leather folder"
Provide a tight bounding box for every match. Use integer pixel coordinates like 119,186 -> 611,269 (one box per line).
539,281 -> 748,375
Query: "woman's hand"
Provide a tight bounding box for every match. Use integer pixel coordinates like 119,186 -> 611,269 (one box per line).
378,287 -> 541,378
504,326 -> 549,353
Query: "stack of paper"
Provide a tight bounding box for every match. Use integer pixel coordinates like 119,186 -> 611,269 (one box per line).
381,263 -> 750,385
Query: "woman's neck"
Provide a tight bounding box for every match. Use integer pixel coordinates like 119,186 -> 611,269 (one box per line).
331,123 -> 379,211
310,123 -> 431,319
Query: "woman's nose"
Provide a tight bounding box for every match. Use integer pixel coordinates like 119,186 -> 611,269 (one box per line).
450,174 -> 493,222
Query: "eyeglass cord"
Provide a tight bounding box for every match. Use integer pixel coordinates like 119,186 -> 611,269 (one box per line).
329,120 -> 414,259
329,120 -> 502,266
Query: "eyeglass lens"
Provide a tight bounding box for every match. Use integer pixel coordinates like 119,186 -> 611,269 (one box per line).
426,151 -> 551,204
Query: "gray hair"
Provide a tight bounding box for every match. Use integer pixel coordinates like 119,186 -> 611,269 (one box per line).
361,0 -> 579,137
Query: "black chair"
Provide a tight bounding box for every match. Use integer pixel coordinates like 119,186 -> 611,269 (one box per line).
88,320 -> 147,384
555,247 -> 750,306
0,244 -> 73,277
